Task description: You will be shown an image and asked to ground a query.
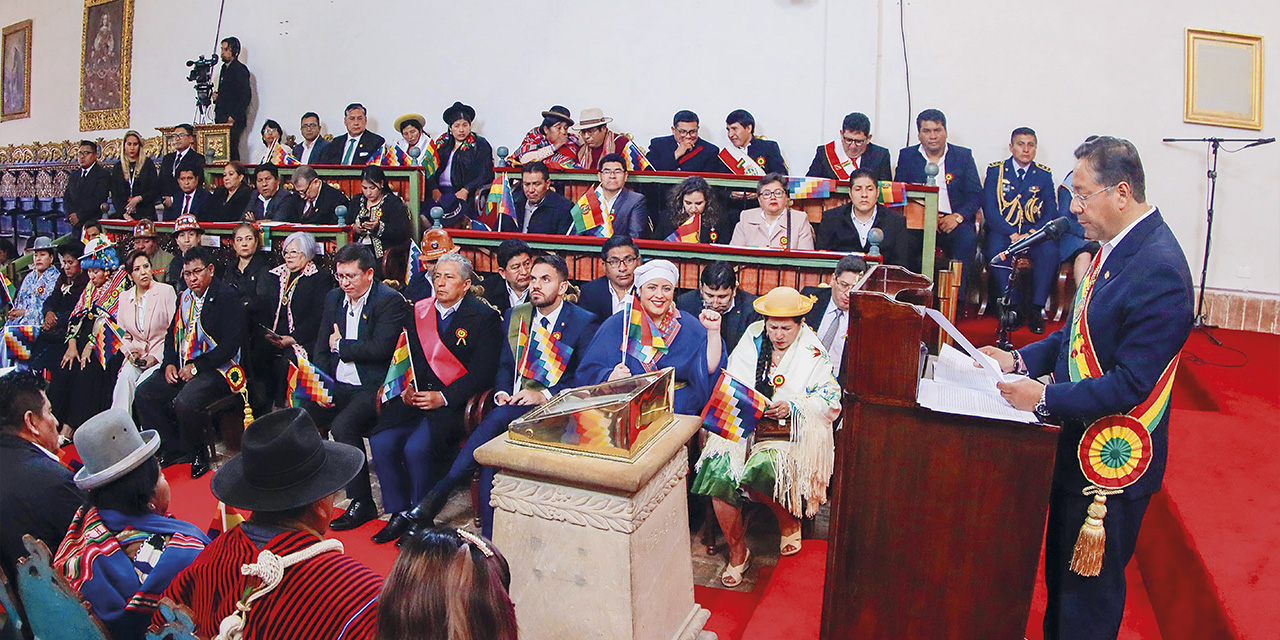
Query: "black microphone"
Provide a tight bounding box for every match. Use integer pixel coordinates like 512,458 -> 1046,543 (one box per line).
1240,137 -> 1275,150
991,218 -> 1070,263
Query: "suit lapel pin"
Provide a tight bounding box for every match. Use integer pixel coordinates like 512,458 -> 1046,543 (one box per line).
1104,271 -> 1110,280
455,328 -> 468,346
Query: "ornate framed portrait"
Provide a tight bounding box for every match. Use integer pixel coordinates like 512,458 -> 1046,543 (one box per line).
79,0 -> 133,131
1,19 -> 32,121
1185,29 -> 1264,130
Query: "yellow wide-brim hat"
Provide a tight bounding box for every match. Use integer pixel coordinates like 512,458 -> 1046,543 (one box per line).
395,113 -> 427,132
753,286 -> 816,317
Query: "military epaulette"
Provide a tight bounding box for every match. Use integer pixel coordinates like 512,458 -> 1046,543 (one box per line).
1035,162 -> 1052,172
989,160 -> 1003,167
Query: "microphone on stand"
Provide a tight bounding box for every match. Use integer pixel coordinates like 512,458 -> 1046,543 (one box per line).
495,146 -> 510,168
991,218 -> 1069,264
867,228 -> 884,258
1240,137 -> 1275,150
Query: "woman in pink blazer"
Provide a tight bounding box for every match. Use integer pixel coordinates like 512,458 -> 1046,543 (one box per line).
729,173 -> 815,250
111,249 -> 178,411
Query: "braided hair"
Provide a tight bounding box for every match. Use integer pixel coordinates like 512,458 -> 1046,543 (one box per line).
754,332 -> 775,398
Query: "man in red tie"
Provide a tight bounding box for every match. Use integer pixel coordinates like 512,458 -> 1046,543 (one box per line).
163,169 -> 209,221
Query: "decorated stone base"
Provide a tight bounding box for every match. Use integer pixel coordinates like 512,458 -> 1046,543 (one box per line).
476,415 -> 714,640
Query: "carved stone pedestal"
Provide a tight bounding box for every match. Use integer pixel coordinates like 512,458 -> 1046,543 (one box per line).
475,415 -> 714,640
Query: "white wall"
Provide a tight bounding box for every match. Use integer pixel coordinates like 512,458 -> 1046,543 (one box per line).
2,0 -> 1276,294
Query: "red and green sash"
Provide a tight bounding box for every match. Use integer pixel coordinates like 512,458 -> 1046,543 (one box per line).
823,141 -> 854,181
718,147 -> 764,176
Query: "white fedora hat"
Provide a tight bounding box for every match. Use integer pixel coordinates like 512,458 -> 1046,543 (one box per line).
73,409 -> 161,490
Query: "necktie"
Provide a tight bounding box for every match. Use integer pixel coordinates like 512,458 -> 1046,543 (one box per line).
174,151 -> 183,174
1017,167 -> 1026,181
342,138 -> 357,164
182,194 -> 191,216
81,169 -> 88,179
821,310 -> 843,352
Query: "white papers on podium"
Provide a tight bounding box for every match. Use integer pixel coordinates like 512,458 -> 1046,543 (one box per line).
915,320 -> 1038,424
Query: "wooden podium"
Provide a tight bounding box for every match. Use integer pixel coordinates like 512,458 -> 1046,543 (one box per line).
820,265 -> 1061,639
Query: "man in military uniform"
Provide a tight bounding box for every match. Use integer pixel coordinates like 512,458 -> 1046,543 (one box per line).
983,126 -> 1058,334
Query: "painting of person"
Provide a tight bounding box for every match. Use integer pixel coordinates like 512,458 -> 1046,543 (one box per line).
1,20 -> 31,119
81,2 -> 124,112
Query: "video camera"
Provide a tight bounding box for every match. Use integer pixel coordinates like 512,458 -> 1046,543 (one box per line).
186,55 -> 218,109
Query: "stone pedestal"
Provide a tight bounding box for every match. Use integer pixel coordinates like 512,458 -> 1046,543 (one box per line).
475,415 -> 714,640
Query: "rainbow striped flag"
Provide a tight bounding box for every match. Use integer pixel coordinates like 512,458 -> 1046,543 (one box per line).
0,270 -> 14,307
206,502 -> 246,539
379,329 -> 416,404
94,317 -> 126,368
517,316 -> 573,387
369,145 -> 412,167
287,350 -> 336,407
787,176 -> 835,199
417,138 -> 441,175
2,325 -> 39,362
571,187 -> 611,236
622,139 -> 653,171
405,239 -> 423,285
265,143 -> 299,167
666,214 -> 701,243
483,175 -> 515,230
877,181 -> 907,206
622,294 -> 675,370
93,268 -> 129,317
700,371 -> 769,443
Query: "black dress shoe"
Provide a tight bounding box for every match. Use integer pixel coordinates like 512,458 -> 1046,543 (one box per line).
160,453 -> 193,468
330,499 -> 377,531
1028,309 -> 1045,334
189,452 -> 210,479
371,512 -> 414,544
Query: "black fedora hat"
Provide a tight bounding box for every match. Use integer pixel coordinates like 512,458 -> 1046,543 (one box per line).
442,101 -> 476,125
211,408 -> 365,512
540,105 -> 574,127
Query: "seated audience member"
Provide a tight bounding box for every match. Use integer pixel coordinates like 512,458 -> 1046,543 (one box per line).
0,238 -> 17,293
394,113 -> 434,159
692,286 -> 840,588
816,168 -> 910,266
481,239 -> 533,313
573,107 -> 633,170
54,410 -> 209,640
802,255 -> 868,378
984,127 -> 1059,334
1055,169 -> 1098,287
676,261 -> 759,349
256,119 -> 294,165
350,164 -> 411,273
730,173 -> 816,250
158,408 -> 382,639
64,140 -> 112,229
0,371 -> 85,586
806,112 -> 892,182
514,105 -> 582,169
246,163 -> 302,221
577,234 -> 640,320
111,249 -> 177,413
48,239 -> 119,432
306,244 -> 408,531
159,123 -> 206,201
292,112 -> 329,165
80,220 -> 104,244
655,176 -> 730,244
648,110 -> 724,173
130,220 -> 174,285
205,161 -> 254,223
894,109 -> 982,281
371,253 -> 500,543
427,102 -> 495,223
393,255 -> 598,541
24,244 -> 82,373
288,164 -> 350,224
437,198 -> 492,231
721,109 -> 787,175
379,527 -> 517,640
405,228 -> 455,302
5,236 -> 60,328
164,215 -> 208,290
579,259 -> 724,415
109,130 -> 160,220
223,222 -> 276,314
163,168 -> 211,221
135,247 -> 244,479
320,102 -> 386,165
576,153 -> 648,239
512,161 -> 574,234
253,231 -> 334,411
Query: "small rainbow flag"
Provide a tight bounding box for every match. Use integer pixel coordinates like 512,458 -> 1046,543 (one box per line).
483,175 -> 516,230
405,239 -> 423,285
287,350 -> 336,407
379,329 -> 416,404
666,214 -> 701,243
93,268 -> 129,317
95,317 -> 126,368
517,316 -> 572,388
622,139 -> 653,171
700,371 -> 769,443
369,145 -> 413,168
571,188 -> 611,236
877,181 -> 907,206
2,325 -> 39,362
622,294 -> 675,370
265,143 -> 299,167
787,176 -> 835,199
0,270 -> 14,307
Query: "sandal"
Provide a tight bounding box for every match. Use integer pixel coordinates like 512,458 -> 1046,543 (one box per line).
720,550 -> 752,588
780,527 -> 803,557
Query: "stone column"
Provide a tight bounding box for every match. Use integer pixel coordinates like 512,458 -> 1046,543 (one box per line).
475,415 -> 714,640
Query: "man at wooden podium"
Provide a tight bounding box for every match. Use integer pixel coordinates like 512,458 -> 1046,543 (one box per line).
981,136 -> 1193,640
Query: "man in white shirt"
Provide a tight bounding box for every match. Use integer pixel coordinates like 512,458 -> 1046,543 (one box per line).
480,239 -> 533,313
292,112 -> 329,165
802,255 -> 869,379
577,235 -> 640,321
319,103 -> 386,166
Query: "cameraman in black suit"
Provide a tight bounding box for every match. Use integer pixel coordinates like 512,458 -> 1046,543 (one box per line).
213,37 -> 251,161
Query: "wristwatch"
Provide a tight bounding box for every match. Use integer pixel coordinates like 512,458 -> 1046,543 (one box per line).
189,363 -> 199,376
1033,387 -> 1051,422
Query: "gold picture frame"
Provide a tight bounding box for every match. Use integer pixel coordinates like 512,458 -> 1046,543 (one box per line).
79,0 -> 133,131
1,19 -> 32,121
1184,29 -> 1264,130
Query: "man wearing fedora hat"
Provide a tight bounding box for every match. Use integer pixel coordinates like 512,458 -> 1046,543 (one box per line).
158,408 -> 383,639
573,107 -> 632,171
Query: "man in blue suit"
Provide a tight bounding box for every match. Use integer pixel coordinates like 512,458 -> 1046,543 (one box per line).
292,111 -> 330,165
577,235 -> 639,321
894,109 -> 982,284
984,127 -> 1059,333
983,136 -> 1193,640
390,254 -> 601,541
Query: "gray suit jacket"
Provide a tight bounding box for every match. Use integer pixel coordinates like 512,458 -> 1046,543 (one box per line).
609,189 -> 649,239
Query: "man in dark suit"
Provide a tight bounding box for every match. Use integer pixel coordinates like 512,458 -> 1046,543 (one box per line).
0,371 -> 85,586
721,109 -> 787,174
318,103 -> 386,166
569,153 -> 650,238
577,234 -> 639,321
801,255 -> 868,379
806,112 -> 893,183
389,254 -> 599,542
304,244 -> 408,532
134,247 -> 244,479
983,136 -> 1193,640
648,110 -> 725,174
292,111 -> 330,165
480,238 -> 532,313
511,161 -> 573,234
983,127 -> 1059,333
163,168 -> 211,221
158,123 -> 206,200
63,140 -> 111,228
213,37 -> 250,161
675,261 -> 758,350
287,165 -> 350,224
894,109 -> 983,283
816,168 -> 910,267
246,163 -> 302,221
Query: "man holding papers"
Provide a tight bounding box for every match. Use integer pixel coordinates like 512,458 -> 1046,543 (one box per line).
979,137 -> 1193,640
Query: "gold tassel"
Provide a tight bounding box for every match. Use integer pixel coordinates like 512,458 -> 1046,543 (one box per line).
1069,491 -> 1115,577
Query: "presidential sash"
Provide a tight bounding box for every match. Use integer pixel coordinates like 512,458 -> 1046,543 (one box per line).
413,298 -> 467,386
718,147 -> 765,176
823,141 -> 853,181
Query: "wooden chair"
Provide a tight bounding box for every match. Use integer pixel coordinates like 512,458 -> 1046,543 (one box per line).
13,536 -> 109,640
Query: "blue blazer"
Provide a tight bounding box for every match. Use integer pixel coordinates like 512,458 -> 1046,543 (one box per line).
293,137 -> 330,164
983,158 -> 1059,237
494,302 -> 600,397
1018,210 -> 1193,498
164,188 -> 213,220
894,143 -> 983,221
576,276 -> 623,323
725,138 -> 787,174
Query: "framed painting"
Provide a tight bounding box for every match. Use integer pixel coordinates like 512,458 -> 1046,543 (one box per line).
2,19 -> 32,121
79,0 -> 133,131
1185,29 -> 1264,130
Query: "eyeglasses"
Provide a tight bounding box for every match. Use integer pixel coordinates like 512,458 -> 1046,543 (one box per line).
300,123 -> 320,130
599,169 -> 626,176
1068,184 -> 1116,204
604,256 -> 638,267
758,189 -> 787,199
180,265 -> 209,278
335,271 -> 367,282
842,137 -> 869,147
283,249 -> 303,257
675,128 -> 698,137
